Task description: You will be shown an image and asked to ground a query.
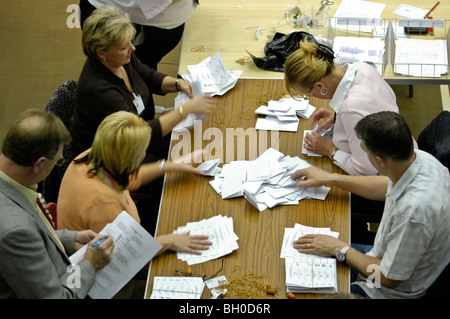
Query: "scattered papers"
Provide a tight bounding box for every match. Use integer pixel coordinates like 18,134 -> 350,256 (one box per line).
281,223 -> 339,294
173,215 -> 239,265
173,52 -> 242,132
150,277 -> 204,299
255,97 -> 316,132
207,148 -> 331,212
69,211 -> 162,299
394,38 -> 448,77
197,159 -> 221,176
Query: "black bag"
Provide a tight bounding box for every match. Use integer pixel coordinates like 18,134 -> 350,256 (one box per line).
247,31 -> 318,72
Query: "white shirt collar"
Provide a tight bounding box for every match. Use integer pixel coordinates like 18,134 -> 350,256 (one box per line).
329,63 -> 356,113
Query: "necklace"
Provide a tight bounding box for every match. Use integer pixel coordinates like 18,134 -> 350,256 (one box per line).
98,167 -> 130,205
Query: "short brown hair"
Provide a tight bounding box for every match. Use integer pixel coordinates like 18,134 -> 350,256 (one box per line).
82,6 -> 136,59
2,109 -> 71,166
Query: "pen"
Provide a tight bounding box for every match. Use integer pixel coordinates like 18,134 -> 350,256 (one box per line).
424,2 -> 439,18
92,237 -> 107,248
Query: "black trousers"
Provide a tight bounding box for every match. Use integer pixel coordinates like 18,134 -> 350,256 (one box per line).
79,0 -> 185,70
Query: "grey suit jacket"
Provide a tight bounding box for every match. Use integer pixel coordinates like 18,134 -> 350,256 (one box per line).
0,177 -> 96,298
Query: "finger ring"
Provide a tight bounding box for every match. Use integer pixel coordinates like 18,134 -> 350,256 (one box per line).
308,141 -> 312,146
307,244 -> 310,248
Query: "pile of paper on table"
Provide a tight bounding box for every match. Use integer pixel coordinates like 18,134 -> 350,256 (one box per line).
150,277 -> 205,299
205,148 -> 331,212
173,215 -> 238,265
281,223 -> 339,294
255,97 -> 316,132
173,52 -> 242,132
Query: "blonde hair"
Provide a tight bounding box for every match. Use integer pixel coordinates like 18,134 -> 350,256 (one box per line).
284,40 -> 334,98
82,6 -> 136,59
87,111 -> 151,187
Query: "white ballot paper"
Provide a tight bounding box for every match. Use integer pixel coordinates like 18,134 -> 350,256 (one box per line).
150,276 -> 205,299
207,148 -> 331,212
69,211 -> 162,299
255,97 -> 316,132
281,223 -> 339,294
173,215 -> 239,265
285,257 -> 338,294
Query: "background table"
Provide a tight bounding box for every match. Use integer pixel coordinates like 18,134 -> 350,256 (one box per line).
145,79 -> 350,299
179,0 -> 450,83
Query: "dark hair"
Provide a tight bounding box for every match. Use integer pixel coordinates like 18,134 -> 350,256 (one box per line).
2,109 -> 71,166
355,111 -> 414,162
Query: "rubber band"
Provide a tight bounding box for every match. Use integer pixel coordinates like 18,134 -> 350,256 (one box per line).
191,45 -> 205,52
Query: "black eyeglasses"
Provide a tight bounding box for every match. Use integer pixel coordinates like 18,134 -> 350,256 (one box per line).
46,157 -> 65,167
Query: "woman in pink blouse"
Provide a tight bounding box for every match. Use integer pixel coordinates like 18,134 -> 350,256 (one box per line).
284,40 -> 416,176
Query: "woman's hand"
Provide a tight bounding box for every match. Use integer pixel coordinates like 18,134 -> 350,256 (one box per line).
176,79 -> 193,98
157,232 -> 212,255
303,131 -> 337,158
182,95 -> 216,116
310,108 -> 335,132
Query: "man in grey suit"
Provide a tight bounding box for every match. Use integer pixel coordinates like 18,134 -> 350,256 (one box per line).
0,109 -> 114,298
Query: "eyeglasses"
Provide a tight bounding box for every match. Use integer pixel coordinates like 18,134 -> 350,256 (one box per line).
46,156 -> 65,167
293,85 -> 313,100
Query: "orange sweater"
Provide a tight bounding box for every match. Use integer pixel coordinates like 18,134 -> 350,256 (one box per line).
56,150 -> 141,233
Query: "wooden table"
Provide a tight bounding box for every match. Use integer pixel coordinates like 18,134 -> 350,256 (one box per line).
144,79 -> 350,299
179,0 -> 450,82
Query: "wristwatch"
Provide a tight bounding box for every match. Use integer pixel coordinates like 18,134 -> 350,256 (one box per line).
336,245 -> 350,262
329,148 -> 338,160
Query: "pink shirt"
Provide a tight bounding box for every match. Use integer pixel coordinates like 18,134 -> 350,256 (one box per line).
330,62 -> 416,175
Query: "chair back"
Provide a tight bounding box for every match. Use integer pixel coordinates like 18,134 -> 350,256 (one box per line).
418,110 -> 450,170
39,81 -> 78,203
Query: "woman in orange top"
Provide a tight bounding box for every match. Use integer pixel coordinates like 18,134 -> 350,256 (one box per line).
57,111 -> 211,255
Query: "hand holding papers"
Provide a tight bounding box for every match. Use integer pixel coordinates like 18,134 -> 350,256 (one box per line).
281,224 -> 339,294
173,52 -> 242,133
173,215 -> 238,265
69,211 -> 162,299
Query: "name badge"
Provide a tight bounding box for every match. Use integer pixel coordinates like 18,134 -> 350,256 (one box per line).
132,93 -> 145,115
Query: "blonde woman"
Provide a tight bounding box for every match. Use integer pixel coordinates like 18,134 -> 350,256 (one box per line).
71,6 -> 215,163
284,40 -> 412,176
57,111 -> 211,256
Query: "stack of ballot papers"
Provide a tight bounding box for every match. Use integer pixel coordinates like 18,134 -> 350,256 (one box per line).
394,38 -> 448,77
280,223 -> 340,259
333,36 -> 385,75
285,257 -> 338,294
150,277 -> 205,299
332,0 -> 386,33
173,215 -> 239,265
255,97 -> 316,132
173,52 -> 242,132
207,148 -> 331,212
281,223 -> 339,294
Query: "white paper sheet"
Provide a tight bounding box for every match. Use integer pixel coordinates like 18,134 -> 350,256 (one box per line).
69,211 -> 162,299
150,277 -> 205,299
